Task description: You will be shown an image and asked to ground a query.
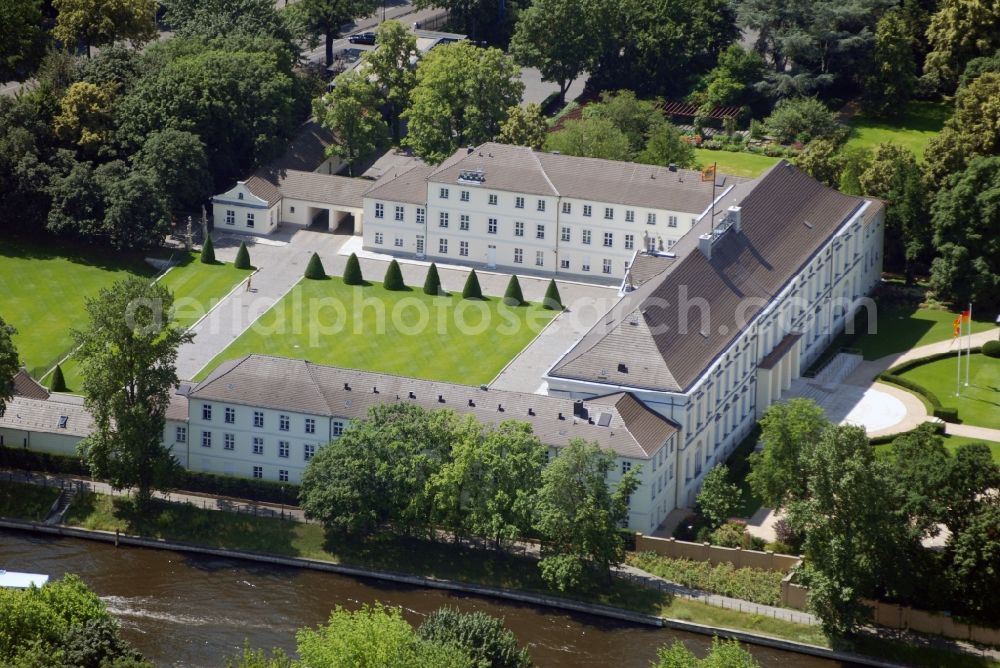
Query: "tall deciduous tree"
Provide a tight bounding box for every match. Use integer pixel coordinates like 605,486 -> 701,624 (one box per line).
534,439 -> 638,590
862,9 -> 916,117
696,465 -> 742,530
162,0 -> 292,42
313,70 -> 388,176
53,82 -> 116,154
950,72 -> 1000,157
0,315 -> 17,418
544,117 -> 633,162
924,0 -> 1000,91
689,44 -> 766,111
498,103 -> 547,150
96,161 -> 171,249
509,0 -> 603,104
638,122 -> 696,168
53,0 -> 158,57
948,500 -> 1000,618
363,20 -> 417,142
0,0 -> 46,81
134,129 -> 211,211
286,0 -> 378,66
417,608 -> 532,668
746,398 -> 827,509
403,42 -> 523,163
654,637 -> 761,667
73,277 -> 192,508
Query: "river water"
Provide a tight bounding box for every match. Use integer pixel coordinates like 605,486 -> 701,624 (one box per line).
0,528 -> 851,667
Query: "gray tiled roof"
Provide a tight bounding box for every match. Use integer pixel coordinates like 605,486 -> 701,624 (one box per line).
0,395 -> 94,438
267,118 -> 337,174
12,370 -> 49,400
365,163 -> 435,205
190,355 -> 678,459
549,161 -> 880,393
243,175 -> 282,207
428,143 -> 559,197
271,170 -> 368,209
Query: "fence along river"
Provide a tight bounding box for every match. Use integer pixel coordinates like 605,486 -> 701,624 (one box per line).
0,528 -> 854,667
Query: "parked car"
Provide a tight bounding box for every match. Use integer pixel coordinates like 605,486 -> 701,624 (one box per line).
348,32 -> 376,45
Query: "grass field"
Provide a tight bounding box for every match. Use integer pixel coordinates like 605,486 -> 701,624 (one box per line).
898,353 -> 1000,429
194,277 -> 556,385
840,303 -> 994,361
0,480 -> 60,521
694,148 -> 780,178
845,101 -> 951,160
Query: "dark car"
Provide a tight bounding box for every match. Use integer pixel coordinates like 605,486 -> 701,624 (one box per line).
348,32 -> 377,45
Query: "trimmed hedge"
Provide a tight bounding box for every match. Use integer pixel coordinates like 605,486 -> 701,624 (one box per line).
503,275 -> 524,306
49,364 -> 67,392
200,235 -> 215,264
304,252 -> 326,279
886,347 -> 982,376
933,407 -> 959,422
423,262 -> 443,296
877,373 -> 942,408
383,259 -> 405,291
543,279 -> 562,310
869,421 -> 945,446
0,446 -> 90,476
462,269 -> 483,300
343,252 -> 363,285
234,241 -> 251,270
983,340 -> 1000,358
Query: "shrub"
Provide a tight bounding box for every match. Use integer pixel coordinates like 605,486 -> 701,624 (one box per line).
417,608 -> 531,668
503,275 -> 524,306
627,552 -> 784,606
49,364 -> 67,392
423,262 -> 443,296
749,118 -> 765,139
763,97 -> 840,144
343,252 -> 363,285
543,279 -> 562,310
200,236 -> 215,264
462,269 -> 483,300
933,406 -> 960,422
383,259 -> 405,291
304,252 -> 326,279
234,241 -> 251,269
710,521 -> 750,548
983,340 -> 1000,358
766,540 -> 795,555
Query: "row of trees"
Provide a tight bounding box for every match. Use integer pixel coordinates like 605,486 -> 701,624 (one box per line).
299,402 -> 637,591
746,399 -> 1000,633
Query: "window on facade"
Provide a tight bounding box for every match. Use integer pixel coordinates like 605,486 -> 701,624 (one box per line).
561,202 -> 571,214
625,234 -> 634,250
536,224 -> 545,239
202,404 -> 212,421
176,426 -> 187,443
537,199 -> 545,212
394,205 -> 404,221
332,421 -> 344,437
603,232 -> 613,247
488,194 -> 497,205
290,206 -> 295,213
374,202 -> 384,218
439,187 -> 449,199
222,407 -> 234,424
583,204 -> 592,217
394,237 -> 403,248
416,207 -> 425,225
603,259 -> 612,274
560,259 -> 570,269
439,238 -> 448,254
279,469 -> 289,482
460,214 -> 469,231
253,437 -> 264,455
561,227 -> 570,242
625,210 -> 635,223
647,213 -> 656,225
279,415 -> 289,431
515,196 -> 524,209
459,240 -> 468,256
604,207 -> 614,220
253,411 -> 264,428
514,221 -> 524,237
224,433 -> 235,450
582,260 -> 590,272
668,215 -> 677,228
253,466 -> 263,479
279,441 -> 289,458
305,418 -> 315,434
225,210 -> 235,226
201,431 -> 212,448
513,248 -> 523,264
535,250 -> 544,267
460,190 -> 469,202
238,192 -> 244,200
691,217 -> 697,227
487,218 -> 497,234
439,211 -> 448,228
374,232 -> 384,245
669,463 -> 674,480
304,444 -> 316,461
582,229 -> 591,245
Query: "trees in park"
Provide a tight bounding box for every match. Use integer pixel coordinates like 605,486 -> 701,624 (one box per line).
462,269 -> 483,300
638,123 -> 696,168
417,607 -> 532,668
423,262 -> 443,296
342,252 -> 363,285
383,259 -> 405,290
543,280 -> 562,310
545,117 -> 632,162
746,398 -> 827,509
509,0 -> 604,104
403,42 -> 523,163
133,129 -> 212,212
362,21 -> 417,142
689,44 -> 766,112
0,0 -> 46,81
304,252 -> 326,279
313,70 -> 388,176
503,275 -> 524,306
696,465 -> 742,530
949,500 -> 1000,618
162,0 -> 291,42
763,98 -> 841,145
287,0 -> 379,66
654,637 -> 760,668
235,241 -> 251,270
924,0 -> 1000,91
792,138 -> 846,188
498,104 -> 548,151
0,316 -> 17,418
535,439 -> 638,590
53,82 -> 116,154
53,0 -> 158,57
862,9 -> 917,117
950,73 -> 1000,158
412,0 -> 510,41
73,277 -> 191,509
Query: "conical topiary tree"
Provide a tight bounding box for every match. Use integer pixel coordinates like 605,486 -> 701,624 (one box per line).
49,364 -> 67,392
343,252 -> 363,285
543,279 -> 562,310
304,252 -> 326,279
234,241 -> 251,269
462,269 -> 483,300
200,235 -> 215,264
503,275 -> 524,306
423,262 -> 443,296
383,259 -> 405,290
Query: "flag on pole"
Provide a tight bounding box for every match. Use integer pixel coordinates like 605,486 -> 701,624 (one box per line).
953,315 -> 963,338
965,305 -> 973,386
701,163 -> 717,182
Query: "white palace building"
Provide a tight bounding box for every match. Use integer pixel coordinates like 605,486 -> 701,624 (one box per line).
5,146 -> 883,533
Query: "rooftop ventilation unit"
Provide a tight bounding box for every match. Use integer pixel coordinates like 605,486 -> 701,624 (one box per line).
597,412 -> 612,427
573,400 -> 588,419
468,399 -> 475,407
457,168 -> 485,184
438,394 -> 445,403
408,391 -> 416,399
343,383 -> 351,391
617,363 -> 628,373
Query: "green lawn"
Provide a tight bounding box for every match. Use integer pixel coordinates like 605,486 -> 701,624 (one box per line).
194,277 -> 556,385
898,354 -> 1000,429
0,480 -> 60,521
839,303 -> 994,361
694,148 -> 780,178
845,101 -> 951,160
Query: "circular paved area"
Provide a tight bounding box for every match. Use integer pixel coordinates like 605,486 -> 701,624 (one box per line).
840,387 -> 908,432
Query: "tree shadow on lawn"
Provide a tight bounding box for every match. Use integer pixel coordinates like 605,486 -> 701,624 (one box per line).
0,236 -> 158,276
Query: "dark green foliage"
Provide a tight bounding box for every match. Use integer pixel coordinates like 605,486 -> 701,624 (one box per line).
423,262 -> 443,296
134,129 -> 212,211
201,235 -> 216,264
932,406 -> 959,422
383,259 -> 405,291
763,97 -> 841,144
503,275 -> 524,306
304,252 -> 326,280
862,9 -> 917,117
417,607 -> 532,668
343,252 -> 363,285
60,617 -> 146,668
543,279 -> 562,310
50,364 -> 67,392
630,552 -> 784,607
0,445 -> 91,476
696,465 -> 742,529
0,316 -> 19,418
234,241 -> 251,269
462,269 -> 483,300
983,340 -> 1000,358
709,521 -> 752,548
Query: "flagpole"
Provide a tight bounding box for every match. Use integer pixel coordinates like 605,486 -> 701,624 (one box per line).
965,303 -> 972,386
955,314 -> 962,397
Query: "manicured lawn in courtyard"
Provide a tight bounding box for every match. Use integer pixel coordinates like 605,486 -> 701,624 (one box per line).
694,148 -> 780,178
194,277 -> 556,385
0,480 -> 60,521
899,354 -> 1000,429
841,303 -> 994,361
845,101 -> 951,160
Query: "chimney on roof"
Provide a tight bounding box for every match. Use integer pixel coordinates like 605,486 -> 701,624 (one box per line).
343,383 -> 351,391
373,386 -> 378,394
528,407 -> 535,416
668,163 -> 677,172
438,394 -> 445,403
558,412 -> 564,420
468,399 -> 475,407
408,391 -> 416,399
728,205 -> 742,232
467,145 -> 474,154
617,363 -> 628,373
573,400 -> 587,419
698,233 -> 713,260
498,403 -> 504,412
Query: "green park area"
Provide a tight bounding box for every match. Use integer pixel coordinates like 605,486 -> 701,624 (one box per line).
694,148 -> 779,178
845,101 -> 951,160
0,480 -> 60,521
898,353 -> 1000,430
195,277 -> 556,385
